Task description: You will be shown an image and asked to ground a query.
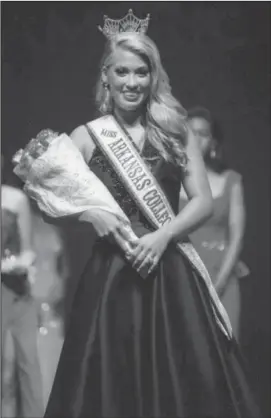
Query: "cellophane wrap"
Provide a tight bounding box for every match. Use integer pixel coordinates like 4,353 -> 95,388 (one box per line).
13,130 -> 139,256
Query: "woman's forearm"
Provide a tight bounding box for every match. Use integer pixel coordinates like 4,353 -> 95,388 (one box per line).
163,196 -> 213,243
216,239 -> 242,286
215,177 -> 245,288
42,210 -> 94,230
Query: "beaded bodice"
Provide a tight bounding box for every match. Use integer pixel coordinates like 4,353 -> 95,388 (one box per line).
89,139 -> 182,223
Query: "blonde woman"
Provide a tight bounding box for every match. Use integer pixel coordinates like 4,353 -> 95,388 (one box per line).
40,19 -> 260,418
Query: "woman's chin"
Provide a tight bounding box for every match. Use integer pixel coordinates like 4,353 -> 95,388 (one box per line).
118,100 -> 144,113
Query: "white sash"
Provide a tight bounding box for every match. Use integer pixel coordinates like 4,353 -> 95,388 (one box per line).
86,115 -> 233,340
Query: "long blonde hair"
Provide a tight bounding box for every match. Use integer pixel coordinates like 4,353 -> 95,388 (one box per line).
96,33 -> 188,168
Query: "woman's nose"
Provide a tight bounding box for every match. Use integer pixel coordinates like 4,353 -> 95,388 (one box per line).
126,74 -> 138,89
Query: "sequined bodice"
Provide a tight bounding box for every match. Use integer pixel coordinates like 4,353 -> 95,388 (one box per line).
1,208 -> 21,258
89,140 -> 181,224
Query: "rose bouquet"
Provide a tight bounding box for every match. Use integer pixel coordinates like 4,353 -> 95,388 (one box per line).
13,129 -> 139,261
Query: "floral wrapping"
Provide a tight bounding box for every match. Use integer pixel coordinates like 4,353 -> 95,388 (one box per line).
13,130 -> 139,256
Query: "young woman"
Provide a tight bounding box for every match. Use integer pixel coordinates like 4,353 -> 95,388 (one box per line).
180,107 -> 248,340
31,204 -> 69,407
43,31 -> 260,418
1,161 -> 44,418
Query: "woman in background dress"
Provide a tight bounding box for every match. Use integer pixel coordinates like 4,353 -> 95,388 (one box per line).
1,156 -> 43,418
30,203 -> 69,407
180,107 -> 248,339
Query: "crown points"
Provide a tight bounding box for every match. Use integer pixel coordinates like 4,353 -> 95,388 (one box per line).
98,9 -> 150,40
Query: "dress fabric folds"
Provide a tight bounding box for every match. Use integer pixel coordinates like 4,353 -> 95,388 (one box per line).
45,145 -> 261,418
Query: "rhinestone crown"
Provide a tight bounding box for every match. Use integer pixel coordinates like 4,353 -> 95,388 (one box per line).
98,9 -> 150,40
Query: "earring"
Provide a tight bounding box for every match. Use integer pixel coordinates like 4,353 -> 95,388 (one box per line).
210,148 -> 217,159
100,82 -> 111,114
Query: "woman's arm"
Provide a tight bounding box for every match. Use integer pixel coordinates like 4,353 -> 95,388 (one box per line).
17,192 -> 32,253
163,127 -> 213,242
215,178 -> 246,295
13,191 -> 35,270
129,128 -> 213,274
70,125 -> 96,163
1,187 -> 33,272
42,126 -> 131,242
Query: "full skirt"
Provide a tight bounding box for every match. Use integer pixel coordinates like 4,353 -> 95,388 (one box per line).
44,224 -> 260,418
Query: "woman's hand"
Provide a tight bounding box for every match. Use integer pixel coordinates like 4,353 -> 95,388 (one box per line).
91,210 -> 124,238
128,228 -> 171,275
2,256 -> 20,274
81,209 -> 138,253
1,250 -> 35,275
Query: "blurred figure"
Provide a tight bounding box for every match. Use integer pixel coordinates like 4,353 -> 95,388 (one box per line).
179,107 -> 248,340
30,203 -> 69,333
1,156 -> 44,418
30,203 -> 69,407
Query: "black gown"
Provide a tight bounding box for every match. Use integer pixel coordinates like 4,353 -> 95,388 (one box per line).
44,142 -> 261,418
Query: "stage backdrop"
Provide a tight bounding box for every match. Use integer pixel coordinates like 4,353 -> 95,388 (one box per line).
2,3 -> 270,415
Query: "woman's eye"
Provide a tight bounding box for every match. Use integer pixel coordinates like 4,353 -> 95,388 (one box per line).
199,130 -> 210,138
115,68 -> 127,76
137,69 -> 149,77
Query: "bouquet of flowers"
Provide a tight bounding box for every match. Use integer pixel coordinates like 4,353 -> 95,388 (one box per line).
13,129 -> 139,260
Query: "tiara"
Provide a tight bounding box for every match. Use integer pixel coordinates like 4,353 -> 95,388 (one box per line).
98,9 -> 150,40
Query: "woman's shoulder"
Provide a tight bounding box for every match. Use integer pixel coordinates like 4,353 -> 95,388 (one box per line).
70,116 -> 110,162
2,185 -> 27,212
70,123 -> 97,163
70,116 -> 106,143
70,124 -> 91,143
223,169 -> 243,196
2,184 -> 26,200
224,169 -> 242,184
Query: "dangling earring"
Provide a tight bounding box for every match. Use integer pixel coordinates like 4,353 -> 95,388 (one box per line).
210,148 -> 217,159
100,82 -> 111,114
209,139 -> 218,159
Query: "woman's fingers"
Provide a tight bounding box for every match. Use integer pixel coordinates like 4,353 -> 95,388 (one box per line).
147,256 -> 159,274
117,223 -> 137,241
126,243 -> 147,269
113,228 -> 133,253
132,248 -> 147,269
137,252 -> 155,273
129,241 -> 144,260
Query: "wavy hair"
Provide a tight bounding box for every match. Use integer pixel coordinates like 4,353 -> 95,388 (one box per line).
95,33 -> 188,169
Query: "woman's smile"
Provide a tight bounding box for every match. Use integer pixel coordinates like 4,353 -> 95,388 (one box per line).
105,48 -> 151,112
122,91 -> 141,102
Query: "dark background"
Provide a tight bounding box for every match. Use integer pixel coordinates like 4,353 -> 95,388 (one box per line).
1,2 -> 270,416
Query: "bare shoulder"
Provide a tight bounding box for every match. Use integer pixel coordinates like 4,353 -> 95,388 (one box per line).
185,125 -> 198,151
184,126 -> 208,174
2,185 -> 28,212
185,126 -> 204,165
225,169 -> 242,186
70,124 -> 96,163
2,185 -> 25,199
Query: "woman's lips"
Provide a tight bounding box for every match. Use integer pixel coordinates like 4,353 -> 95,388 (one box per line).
123,92 -> 140,101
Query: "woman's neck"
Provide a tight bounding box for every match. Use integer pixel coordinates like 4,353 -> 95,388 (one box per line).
205,165 -> 213,174
114,107 -> 143,128
205,167 -> 217,178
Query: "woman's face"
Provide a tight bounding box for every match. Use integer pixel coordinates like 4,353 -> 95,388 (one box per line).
105,47 -> 151,113
188,117 -> 213,157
